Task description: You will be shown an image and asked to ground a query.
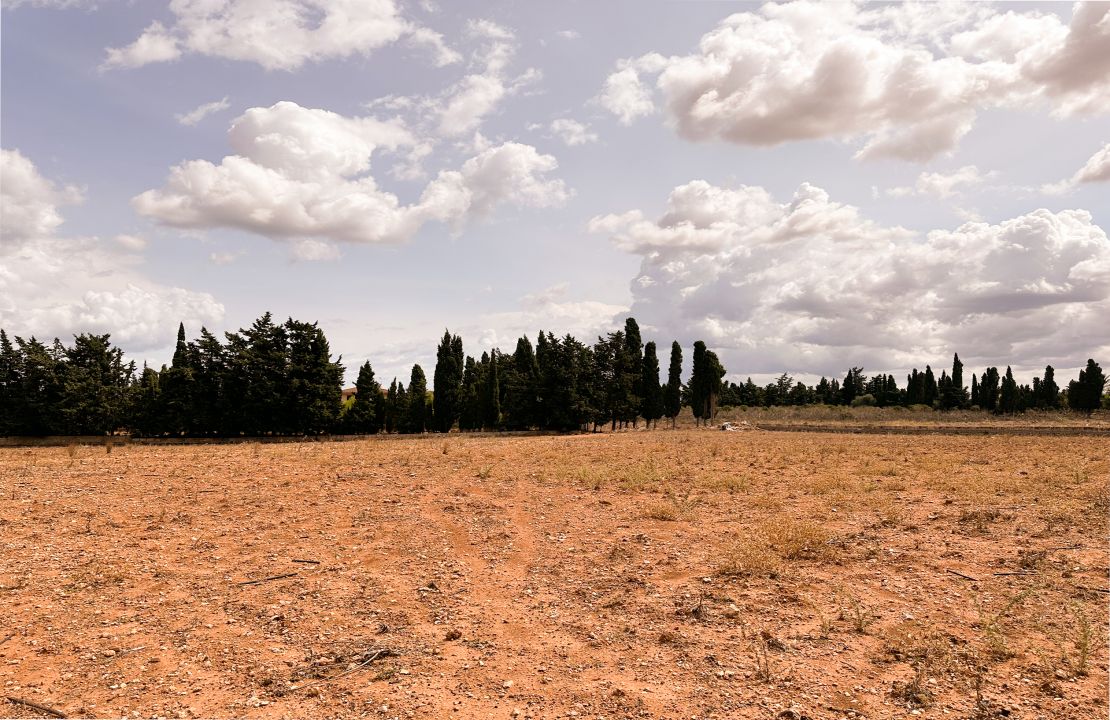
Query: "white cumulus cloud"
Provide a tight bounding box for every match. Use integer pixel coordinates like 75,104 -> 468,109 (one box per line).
590,180 -> 1110,377
599,2 -> 1110,162
0,149 -> 223,350
133,101 -> 568,245
102,0 -> 456,71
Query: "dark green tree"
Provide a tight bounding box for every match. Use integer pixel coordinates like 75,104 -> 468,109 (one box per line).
406,364 -> 428,432
689,341 -> 725,425
663,341 -> 683,428
639,341 -> 664,428
459,356 -> 480,431
57,334 -> 133,435
343,361 -> 382,434
1039,365 -> 1060,409
432,330 -> 464,432
1068,359 -> 1106,413
998,366 -> 1019,414
979,367 -> 1000,411
623,318 -> 643,426
158,322 -> 195,434
285,319 -> 343,434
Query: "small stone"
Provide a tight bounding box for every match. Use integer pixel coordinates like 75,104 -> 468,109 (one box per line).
503,680 -> 513,689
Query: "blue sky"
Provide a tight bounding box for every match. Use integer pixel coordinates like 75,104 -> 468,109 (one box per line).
2,0 -> 1108,387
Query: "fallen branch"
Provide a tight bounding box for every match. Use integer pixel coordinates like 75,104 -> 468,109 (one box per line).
993,571 -> 1035,577
291,559 -> 320,565
946,569 -> 979,582
236,572 -> 298,586
288,648 -> 395,693
1075,585 -> 1110,594
6,696 -> 67,718
0,634 -> 13,646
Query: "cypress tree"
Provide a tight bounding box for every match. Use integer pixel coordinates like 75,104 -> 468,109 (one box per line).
998,366 -> 1018,414
951,353 -> 967,408
970,373 -> 979,407
640,341 -> 664,428
484,350 -> 501,429
432,330 -> 464,432
385,379 -> 399,433
160,322 -> 195,434
624,318 -> 643,427
923,366 -> 937,407
459,356 -> 480,431
689,341 -> 725,425
1040,365 -> 1060,409
344,361 -> 382,434
980,367 -> 1000,411
1068,359 -> 1107,413
406,364 -> 427,433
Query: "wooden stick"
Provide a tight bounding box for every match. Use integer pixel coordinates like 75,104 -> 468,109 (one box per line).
291,559 -> 320,564
1076,585 -> 1110,594
6,696 -> 68,718
993,571 -> 1035,577
946,569 -> 979,582
0,634 -> 13,646
236,572 -> 298,586
288,648 -> 394,693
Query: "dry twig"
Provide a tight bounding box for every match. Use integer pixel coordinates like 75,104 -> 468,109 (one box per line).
6,696 -> 67,718
236,572 -> 298,586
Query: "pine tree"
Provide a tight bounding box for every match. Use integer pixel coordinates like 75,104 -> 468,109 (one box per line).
640,341 -> 664,428
285,319 -> 343,434
0,330 -> 19,435
58,334 -> 133,435
406,364 -> 427,433
664,341 -> 682,428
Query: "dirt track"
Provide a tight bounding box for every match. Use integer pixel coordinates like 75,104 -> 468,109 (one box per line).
2,431 -> 1107,719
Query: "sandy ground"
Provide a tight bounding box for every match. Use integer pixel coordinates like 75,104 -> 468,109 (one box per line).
1,430 -> 1107,720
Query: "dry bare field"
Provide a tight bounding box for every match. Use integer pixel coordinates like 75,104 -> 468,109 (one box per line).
1,430 -> 1107,720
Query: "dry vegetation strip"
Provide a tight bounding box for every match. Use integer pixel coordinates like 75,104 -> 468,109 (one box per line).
1,431 -> 1107,719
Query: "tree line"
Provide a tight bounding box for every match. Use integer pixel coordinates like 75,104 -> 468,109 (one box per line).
0,315 -> 1106,436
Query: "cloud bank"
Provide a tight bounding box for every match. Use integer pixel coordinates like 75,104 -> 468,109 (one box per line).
591,180 -> 1110,377
599,2 -> 1110,162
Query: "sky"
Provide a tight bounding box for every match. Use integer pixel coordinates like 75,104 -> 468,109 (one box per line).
1,0 -> 1108,388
